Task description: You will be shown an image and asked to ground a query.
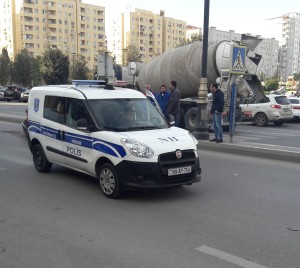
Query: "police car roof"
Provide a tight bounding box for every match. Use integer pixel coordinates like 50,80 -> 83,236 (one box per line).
31,84 -> 146,100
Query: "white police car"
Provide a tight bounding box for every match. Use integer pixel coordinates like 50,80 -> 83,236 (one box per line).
26,80 -> 201,198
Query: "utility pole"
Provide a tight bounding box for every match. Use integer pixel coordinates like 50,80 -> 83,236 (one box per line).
192,0 -> 210,140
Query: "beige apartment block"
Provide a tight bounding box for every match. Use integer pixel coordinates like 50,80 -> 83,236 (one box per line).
162,13 -> 186,53
122,9 -> 186,63
0,0 -> 105,67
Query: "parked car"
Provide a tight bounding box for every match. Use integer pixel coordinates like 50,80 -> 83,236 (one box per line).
288,97 -> 300,121
20,89 -> 30,102
0,86 -> 6,100
4,86 -> 28,102
240,94 -> 293,126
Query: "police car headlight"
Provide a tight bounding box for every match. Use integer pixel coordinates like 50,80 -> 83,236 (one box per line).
120,138 -> 154,158
189,132 -> 198,145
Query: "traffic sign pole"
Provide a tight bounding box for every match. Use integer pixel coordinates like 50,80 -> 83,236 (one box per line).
229,44 -> 246,143
229,75 -> 237,142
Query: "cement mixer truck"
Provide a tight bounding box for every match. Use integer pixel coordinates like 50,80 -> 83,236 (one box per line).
128,36 -> 265,130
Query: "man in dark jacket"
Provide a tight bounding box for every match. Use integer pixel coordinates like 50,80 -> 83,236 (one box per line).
210,82 -> 224,143
166,81 -> 181,127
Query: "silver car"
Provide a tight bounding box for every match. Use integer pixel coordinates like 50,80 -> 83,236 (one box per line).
20,89 -> 30,102
288,97 -> 300,121
0,86 -> 6,100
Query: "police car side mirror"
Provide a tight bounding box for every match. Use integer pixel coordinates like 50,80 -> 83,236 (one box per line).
77,118 -> 89,131
166,114 -> 175,126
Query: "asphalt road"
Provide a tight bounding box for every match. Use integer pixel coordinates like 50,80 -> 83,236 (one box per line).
0,121 -> 300,268
0,101 -> 28,117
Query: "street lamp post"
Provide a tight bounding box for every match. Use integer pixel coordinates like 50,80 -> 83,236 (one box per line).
192,0 -> 210,140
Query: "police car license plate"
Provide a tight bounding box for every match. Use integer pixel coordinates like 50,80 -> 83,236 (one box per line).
168,166 -> 192,176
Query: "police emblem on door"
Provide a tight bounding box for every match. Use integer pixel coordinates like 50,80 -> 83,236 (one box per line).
34,98 -> 40,112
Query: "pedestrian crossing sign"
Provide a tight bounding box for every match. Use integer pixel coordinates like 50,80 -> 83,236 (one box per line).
230,45 -> 246,74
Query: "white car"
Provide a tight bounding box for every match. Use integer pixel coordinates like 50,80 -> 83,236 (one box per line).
240,94 -> 293,126
288,97 -> 300,121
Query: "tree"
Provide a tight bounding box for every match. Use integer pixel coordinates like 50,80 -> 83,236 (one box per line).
0,48 -> 11,86
42,48 -> 69,85
12,49 -> 34,87
32,56 -> 44,86
176,33 -> 202,48
264,79 -> 279,92
69,56 -> 90,81
125,45 -> 141,65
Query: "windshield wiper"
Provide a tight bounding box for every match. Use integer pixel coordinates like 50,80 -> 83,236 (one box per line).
125,125 -> 164,131
103,126 -> 124,131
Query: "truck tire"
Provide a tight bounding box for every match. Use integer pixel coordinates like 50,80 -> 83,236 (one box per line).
254,112 -> 268,127
185,107 -> 198,131
32,144 -> 52,173
98,163 -> 122,199
179,108 -> 186,128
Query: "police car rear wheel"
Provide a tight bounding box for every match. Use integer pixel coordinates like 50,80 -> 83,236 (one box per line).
98,163 -> 121,198
33,144 -> 52,173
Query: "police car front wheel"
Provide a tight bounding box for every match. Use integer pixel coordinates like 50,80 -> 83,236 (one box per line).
32,144 -> 52,173
98,163 -> 122,199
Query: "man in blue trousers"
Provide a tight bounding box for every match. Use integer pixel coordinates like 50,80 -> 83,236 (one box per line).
209,82 -> 224,143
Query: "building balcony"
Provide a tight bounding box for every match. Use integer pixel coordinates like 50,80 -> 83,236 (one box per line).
24,0 -> 38,4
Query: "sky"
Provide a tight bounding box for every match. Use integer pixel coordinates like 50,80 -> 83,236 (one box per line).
84,0 -> 299,41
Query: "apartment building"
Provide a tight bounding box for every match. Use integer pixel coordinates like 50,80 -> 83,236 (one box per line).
162,12 -> 186,53
0,0 -> 105,67
111,14 -> 124,65
279,13 -> 300,81
112,9 -> 186,64
254,38 -> 279,79
208,27 -> 241,43
186,25 -> 202,40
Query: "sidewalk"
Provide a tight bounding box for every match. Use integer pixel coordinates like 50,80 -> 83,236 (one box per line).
197,139 -> 300,164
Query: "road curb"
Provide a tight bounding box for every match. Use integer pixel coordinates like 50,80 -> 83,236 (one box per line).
197,141 -> 300,164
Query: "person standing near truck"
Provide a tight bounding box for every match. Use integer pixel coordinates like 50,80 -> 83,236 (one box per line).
155,84 -> 170,116
166,81 -> 181,127
210,82 -> 224,143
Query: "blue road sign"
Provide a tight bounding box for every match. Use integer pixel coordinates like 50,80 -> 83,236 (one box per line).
230,45 -> 246,74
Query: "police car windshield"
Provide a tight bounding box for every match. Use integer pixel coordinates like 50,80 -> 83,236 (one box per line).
88,98 -> 168,131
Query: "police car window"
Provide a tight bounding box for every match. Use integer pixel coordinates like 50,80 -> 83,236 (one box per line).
44,96 -> 65,124
66,98 -> 91,129
88,98 -> 168,131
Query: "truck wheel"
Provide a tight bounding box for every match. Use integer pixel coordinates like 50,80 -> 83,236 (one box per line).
32,144 -> 52,173
179,108 -> 185,128
185,107 -> 198,131
254,113 -> 268,127
98,163 -> 122,199
274,121 -> 284,126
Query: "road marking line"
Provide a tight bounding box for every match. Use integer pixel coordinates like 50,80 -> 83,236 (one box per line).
195,245 -> 268,268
